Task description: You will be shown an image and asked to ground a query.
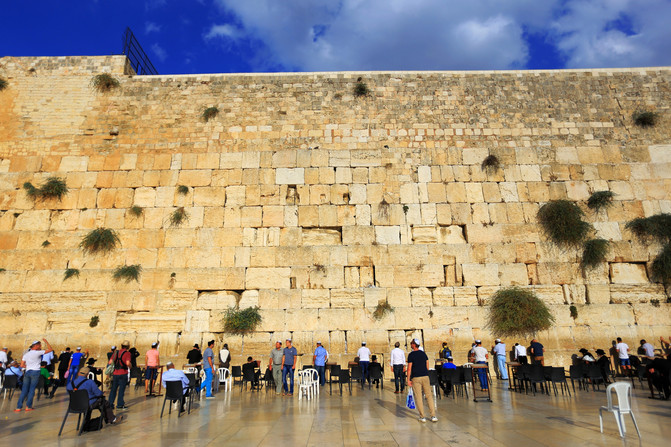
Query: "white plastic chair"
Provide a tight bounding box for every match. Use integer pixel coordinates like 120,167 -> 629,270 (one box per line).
307,368 -> 320,396
87,372 -> 96,381
218,368 -> 232,392
297,370 -> 313,400
184,367 -> 197,374
599,382 -> 641,439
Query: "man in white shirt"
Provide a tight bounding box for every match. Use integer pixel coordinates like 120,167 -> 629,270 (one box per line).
514,343 -> 528,364
473,340 -> 489,391
492,339 -> 508,380
15,339 -> 53,412
357,342 -> 372,387
616,337 -> 631,371
640,339 -> 655,362
0,346 -> 8,370
390,342 -> 406,394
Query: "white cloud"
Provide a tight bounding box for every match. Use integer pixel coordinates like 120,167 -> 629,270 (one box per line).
204,24 -> 244,41
151,43 -> 168,63
207,0 -> 671,71
145,22 -> 161,35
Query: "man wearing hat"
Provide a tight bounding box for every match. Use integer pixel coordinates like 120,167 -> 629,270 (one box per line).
0,346 -> 8,370
162,362 -> 190,413
269,341 -> 284,394
15,339 -> 53,412
313,341 -> 329,386
472,340 -> 489,391
108,340 -> 132,410
281,339 -> 298,396
186,344 -> 202,372
407,339 -> 437,423
67,346 -> 88,385
492,339 -> 508,380
357,342 -> 372,387
67,366 -> 121,424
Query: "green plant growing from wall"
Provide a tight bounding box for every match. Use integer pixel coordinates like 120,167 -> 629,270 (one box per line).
651,299 -> 661,308
372,301 -> 394,320
587,191 -> 615,213
63,268 -> 80,281
89,315 -> 100,328
177,185 -> 189,195
626,214 -> 671,294
633,111 -> 657,127
113,264 -> 142,283
129,205 -> 144,217
0,268 -> 6,273
486,287 -> 555,337
580,238 -> 610,272
223,306 -> 262,334
651,244 -> 671,288
91,73 -> 120,92
41,240 -> 51,248
23,177 -> 68,201
169,207 -> 188,227
569,305 -> 578,320
0,77 -> 7,91
354,82 -> 370,97
537,200 -> 592,249
202,106 -> 219,122
80,228 -> 120,255
481,154 -> 500,172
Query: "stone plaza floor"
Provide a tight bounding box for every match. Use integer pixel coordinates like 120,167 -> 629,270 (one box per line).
1,378 -> 668,446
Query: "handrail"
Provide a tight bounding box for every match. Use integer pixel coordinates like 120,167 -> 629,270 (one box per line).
121,27 -> 159,75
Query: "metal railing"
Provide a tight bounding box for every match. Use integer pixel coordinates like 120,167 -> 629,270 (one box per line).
121,27 -> 159,75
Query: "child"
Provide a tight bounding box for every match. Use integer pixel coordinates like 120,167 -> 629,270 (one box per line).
39,361 -> 51,397
371,355 -> 381,388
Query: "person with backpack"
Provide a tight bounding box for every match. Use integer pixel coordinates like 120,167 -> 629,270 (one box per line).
67,367 -> 121,425
440,342 -> 452,360
108,340 -> 132,410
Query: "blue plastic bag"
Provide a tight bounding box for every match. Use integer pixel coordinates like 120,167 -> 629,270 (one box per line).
406,388 -> 416,410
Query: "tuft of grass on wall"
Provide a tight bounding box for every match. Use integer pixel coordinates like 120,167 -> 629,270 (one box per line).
0,77 -> 8,91
129,205 -> 144,217
353,82 -> 370,97
41,240 -> 51,248
89,316 -> 100,328
23,177 -> 68,201
168,207 -> 188,227
587,191 -> 615,213
633,111 -> 657,127
63,268 -> 80,281
113,264 -> 142,283
486,287 -> 555,337
569,305 -> 578,320
91,73 -> 120,92
372,301 -> 394,320
581,238 -> 610,271
80,228 -> 121,255
202,106 -> 219,122
625,214 -> 671,245
177,185 -> 189,195
223,306 -> 262,334
537,200 -> 592,249
651,244 -> 671,288
481,154 -> 500,171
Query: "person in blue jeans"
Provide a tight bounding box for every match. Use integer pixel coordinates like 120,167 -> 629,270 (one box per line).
281,339 -> 298,395
313,341 -> 329,386
357,342 -> 372,387
67,347 -> 87,384
472,340 -> 489,390
108,340 -> 132,409
200,340 -> 215,398
15,339 -> 53,412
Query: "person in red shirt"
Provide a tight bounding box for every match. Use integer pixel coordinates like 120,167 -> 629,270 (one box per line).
108,340 -> 132,410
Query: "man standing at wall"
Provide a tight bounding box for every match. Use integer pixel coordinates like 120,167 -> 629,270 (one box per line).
492,339 -> 508,380
200,340 -> 215,399
390,342 -> 406,394
15,339 -> 53,412
67,346 -> 87,384
269,341 -> 284,395
313,341 -> 329,387
473,340 -> 489,391
145,342 -> 160,394
530,338 -> 545,366
357,342 -> 372,387
406,339 -> 437,423
616,337 -> 631,372
108,340 -> 131,410
0,346 -> 8,370
281,339 -> 297,396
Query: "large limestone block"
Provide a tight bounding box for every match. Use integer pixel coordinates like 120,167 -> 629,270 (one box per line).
610,284 -> 666,303
392,264 -> 444,287
186,268 -> 245,290
577,304 -> 636,326
411,288 -> 433,307
257,309 -> 287,332
649,144 -> 671,163
115,312 -> 186,332
331,289 -> 365,308
633,303 -> 671,326
462,263 -> 499,286
246,267 -> 291,289
393,307 -> 433,330
309,265 -> 344,289
433,287 -> 454,306
499,263 -> 529,286
302,289 -> 330,308
317,309 -> 354,330
193,187 -> 226,207
386,288 -> 411,307
240,290 -> 260,308
301,228 -> 341,245
157,290 -> 198,311
285,309 -> 320,331
454,287 -> 478,306
586,284 -> 611,304
363,287 -> 386,308
412,225 -> 437,244
438,225 -> 467,244
375,226 -> 401,245
185,311 -> 210,332
14,210 -> 51,231
610,263 -> 649,284
196,291 -> 239,310
276,168 -> 305,185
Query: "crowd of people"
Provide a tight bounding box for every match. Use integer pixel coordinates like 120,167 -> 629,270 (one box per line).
2,333 -> 669,430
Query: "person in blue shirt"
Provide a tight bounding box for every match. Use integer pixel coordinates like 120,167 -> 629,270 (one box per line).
313,342 -> 329,387
281,339 -> 298,396
161,361 -> 190,413
5,360 -> 23,388
67,347 -> 88,384
67,367 -> 121,424
439,357 -> 457,395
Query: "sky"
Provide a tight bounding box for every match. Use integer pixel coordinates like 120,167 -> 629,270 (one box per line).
1,0 -> 671,75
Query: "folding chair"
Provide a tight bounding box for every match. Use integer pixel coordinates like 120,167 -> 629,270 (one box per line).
58,390 -> 102,436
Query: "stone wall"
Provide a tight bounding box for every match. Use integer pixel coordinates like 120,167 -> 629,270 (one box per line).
1,55 -> 670,371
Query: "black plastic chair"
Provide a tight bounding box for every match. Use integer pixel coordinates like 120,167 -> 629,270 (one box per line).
369,363 -> 383,389
241,364 -> 261,391
453,367 -> 469,398
586,365 -> 605,391
129,367 -> 144,390
428,370 -> 441,400
58,390 -> 102,436
440,368 -> 456,399
569,365 -> 586,393
2,374 -> 18,400
350,365 -> 363,389
262,368 -> 274,390
339,370 -> 351,395
36,375 -> 46,401
328,365 -> 341,395
528,365 -> 547,395
548,367 -> 571,396
185,373 -> 199,406
161,381 -> 186,418
515,364 -> 531,393
231,365 -> 242,385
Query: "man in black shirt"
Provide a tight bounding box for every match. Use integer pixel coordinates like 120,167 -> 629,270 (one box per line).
187,344 -> 203,373
406,339 -> 437,423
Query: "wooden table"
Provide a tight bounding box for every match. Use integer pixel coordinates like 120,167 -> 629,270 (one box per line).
470,364 -> 492,402
506,362 -> 521,391
145,365 -> 164,397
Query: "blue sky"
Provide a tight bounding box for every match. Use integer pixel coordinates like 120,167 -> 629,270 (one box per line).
1,0 -> 670,75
